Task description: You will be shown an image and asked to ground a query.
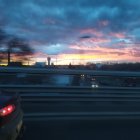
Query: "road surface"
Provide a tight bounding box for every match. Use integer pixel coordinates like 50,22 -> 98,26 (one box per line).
22,117 -> 140,140
21,92 -> 140,140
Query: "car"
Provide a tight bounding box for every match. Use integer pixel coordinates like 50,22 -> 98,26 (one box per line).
0,91 -> 24,140
91,78 -> 99,88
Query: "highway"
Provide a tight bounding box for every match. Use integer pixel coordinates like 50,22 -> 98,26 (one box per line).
10,90 -> 140,140
20,92 -> 140,140
0,68 -> 140,139
22,118 -> 140,140
21,93 -> 140,113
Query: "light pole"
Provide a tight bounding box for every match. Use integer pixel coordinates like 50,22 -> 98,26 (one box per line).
7,48 -> 11,66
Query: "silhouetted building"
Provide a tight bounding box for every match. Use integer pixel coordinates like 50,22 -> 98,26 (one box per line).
35,62 -> 46,67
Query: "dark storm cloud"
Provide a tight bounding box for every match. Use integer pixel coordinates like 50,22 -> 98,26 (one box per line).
0,0 -> 140,56
80,35 -> 92,39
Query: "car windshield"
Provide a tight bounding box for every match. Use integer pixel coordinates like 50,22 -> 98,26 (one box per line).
0,0 -> 140,140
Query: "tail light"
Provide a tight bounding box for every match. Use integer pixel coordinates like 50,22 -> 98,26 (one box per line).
0,104 -> 15,117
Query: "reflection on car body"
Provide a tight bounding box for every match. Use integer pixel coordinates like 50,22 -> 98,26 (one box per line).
0,91 -> 24,140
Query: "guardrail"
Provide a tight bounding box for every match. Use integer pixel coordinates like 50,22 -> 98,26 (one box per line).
24,112 -> 140,120
2,67 -> 140,120
21,93 -> 140,102
0,67 -> 140,77
0,67 -> 140,94
1,85 -> 140,94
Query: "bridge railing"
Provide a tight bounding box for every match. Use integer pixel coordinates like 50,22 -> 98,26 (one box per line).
0,67 -> 140,93
0,67 -> 140,76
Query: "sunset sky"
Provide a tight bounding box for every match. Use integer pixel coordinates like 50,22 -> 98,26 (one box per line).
0,0 -> 140,65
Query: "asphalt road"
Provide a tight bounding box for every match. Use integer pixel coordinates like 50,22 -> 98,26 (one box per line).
21,96 -> 140,140
21,94 -> 140,114
1,68 -> 140,140
22,118 -> 140,140
20,92 -> 140,140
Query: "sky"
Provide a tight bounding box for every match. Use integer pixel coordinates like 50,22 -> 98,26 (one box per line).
0,0 -> 140,64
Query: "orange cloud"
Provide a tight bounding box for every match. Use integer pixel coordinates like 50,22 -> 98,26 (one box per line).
2,40 -> 139,65
57,44 -> 140,64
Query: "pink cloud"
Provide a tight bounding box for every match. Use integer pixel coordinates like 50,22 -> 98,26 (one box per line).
69,45 -> 128,56
79,37 -> 110,43
129,47 -> 140,57
90,38 -> 110,43
32,52 -> 48,58
80,28 -> 104,37
110,32 -> 126,38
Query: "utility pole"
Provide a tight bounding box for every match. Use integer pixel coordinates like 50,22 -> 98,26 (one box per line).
56,57 -> 57,65
47,57 -> 51,66
7,49 -> 11,66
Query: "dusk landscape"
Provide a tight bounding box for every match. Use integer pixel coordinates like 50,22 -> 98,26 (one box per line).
0,0 -> 140,65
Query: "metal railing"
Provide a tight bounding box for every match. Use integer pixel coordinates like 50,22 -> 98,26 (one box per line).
0,67 -> 140,77
0,67 -> 140,92
1,67 -> 139,119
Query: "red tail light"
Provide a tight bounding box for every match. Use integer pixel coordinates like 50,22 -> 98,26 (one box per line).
0,105 -> 15,117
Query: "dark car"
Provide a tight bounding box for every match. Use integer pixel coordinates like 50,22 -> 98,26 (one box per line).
0,91 -> 23,140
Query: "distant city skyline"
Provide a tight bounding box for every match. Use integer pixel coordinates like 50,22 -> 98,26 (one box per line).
0,0 -> 140,64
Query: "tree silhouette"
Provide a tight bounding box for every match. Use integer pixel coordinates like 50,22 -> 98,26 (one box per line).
7,38 -> 33,65
0,29 -> 33,65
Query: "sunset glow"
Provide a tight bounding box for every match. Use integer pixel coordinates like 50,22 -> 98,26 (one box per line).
0,0 -> 140,65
